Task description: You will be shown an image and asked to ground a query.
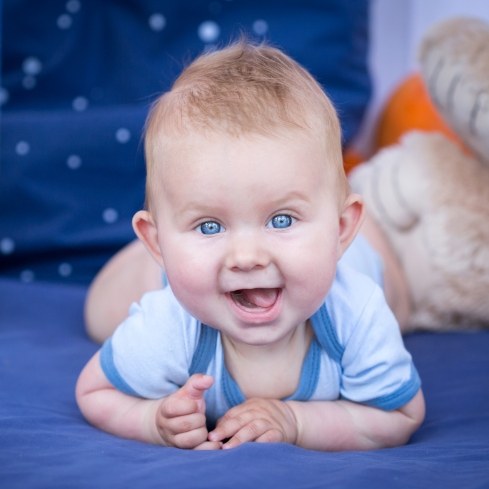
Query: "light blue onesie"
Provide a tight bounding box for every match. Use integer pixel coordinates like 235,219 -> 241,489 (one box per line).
101,235 -> 421,426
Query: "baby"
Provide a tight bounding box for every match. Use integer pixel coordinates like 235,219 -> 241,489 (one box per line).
76,41 -> 425,451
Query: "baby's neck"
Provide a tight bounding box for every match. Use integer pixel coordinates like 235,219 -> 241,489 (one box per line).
221,321 -> 313,400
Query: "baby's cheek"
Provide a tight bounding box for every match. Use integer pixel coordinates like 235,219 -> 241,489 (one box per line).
166,262 -> 217,316
167,265 -> 205,297
291,248 -> 337,309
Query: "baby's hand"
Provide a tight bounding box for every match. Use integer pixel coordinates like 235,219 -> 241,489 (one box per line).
208,398 -> 298,449
156,374 -> 220,449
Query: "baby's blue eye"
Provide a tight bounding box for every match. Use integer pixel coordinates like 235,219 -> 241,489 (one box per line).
268,214 -> 294,229
197,221 -> 223,235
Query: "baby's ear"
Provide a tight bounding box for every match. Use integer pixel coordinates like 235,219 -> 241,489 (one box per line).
338,193 -> 365,256
132,210 -> 165,267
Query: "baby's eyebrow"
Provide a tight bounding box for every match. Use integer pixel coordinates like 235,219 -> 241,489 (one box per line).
176,190 -> 312,221
177,201 -> 224,218
181,200 -> 222,212
268,191 -> 311,208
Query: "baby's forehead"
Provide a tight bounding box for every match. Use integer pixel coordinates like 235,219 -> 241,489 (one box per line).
155,129 -> 341,189
147,129 -> 347,214
159,125 -> 330,155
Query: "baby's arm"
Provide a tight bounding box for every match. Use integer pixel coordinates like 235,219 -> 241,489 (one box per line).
287,389 -> 425,451
76,352 -> 220,449
209,389 -> 425,451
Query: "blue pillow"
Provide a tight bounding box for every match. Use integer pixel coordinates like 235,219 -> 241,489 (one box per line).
0,0 -> 371,284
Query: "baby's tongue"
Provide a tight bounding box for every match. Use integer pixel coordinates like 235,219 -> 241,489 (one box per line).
236,288 -> 279,308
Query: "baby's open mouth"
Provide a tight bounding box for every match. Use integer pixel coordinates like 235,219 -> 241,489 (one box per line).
230,288 -> 281,309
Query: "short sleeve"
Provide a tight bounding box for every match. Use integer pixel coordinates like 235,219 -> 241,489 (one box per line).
100,287 -> 200,399
339,285 -> 421,410
321,265 -> 421,411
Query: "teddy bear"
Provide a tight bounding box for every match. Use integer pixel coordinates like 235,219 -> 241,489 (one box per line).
349,16 -> 489,331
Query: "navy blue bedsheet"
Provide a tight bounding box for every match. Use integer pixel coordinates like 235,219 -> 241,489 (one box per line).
1,277 -> 488,489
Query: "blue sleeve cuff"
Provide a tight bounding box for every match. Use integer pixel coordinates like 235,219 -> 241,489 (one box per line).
359,365 -> 422,411
100,339 -> 141,397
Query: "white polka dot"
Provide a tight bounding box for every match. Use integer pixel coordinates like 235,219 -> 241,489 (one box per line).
58,262 -> 73,277
16,141 -> 30,156
0,238 -> 15,255
149,13 -> 166,31
66,154 -> 82,169
103,208 -> 119,224
115,128 -> 131,143
57,14 -> 72,29
198,20 -> 220,43
22,57 -> 42,76
20,270 -> 35,283
72,96 -> 88,111
0,87 -> 9,106
252,19 -> 268,36
22,76 -> 37,90
66,0 -> 81,13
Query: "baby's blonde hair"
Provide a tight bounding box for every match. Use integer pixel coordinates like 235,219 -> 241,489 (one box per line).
144,41 -> 347,208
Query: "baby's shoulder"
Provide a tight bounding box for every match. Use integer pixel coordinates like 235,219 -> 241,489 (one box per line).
328,263 -> 385,314
317,264 -> 394,348
135,287 -> 190,319
122,286 -> 201,345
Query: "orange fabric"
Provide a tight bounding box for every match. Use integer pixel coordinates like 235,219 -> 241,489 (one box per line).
374,73 -> 462,150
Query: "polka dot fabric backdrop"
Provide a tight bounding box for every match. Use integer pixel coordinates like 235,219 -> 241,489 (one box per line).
0,0 -> 371,284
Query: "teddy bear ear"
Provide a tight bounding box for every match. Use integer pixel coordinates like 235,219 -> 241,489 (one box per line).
418,17 -> 489,167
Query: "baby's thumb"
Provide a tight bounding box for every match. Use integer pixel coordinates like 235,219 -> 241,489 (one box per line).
180,374 -> 214,402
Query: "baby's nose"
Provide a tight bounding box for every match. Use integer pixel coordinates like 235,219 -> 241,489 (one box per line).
225,233 -> 270,271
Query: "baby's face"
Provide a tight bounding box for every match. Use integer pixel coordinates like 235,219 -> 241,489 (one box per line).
151,130 -> 345,348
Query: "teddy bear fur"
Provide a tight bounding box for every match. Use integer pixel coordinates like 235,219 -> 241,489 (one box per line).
349,17 -> 489,331
419,17 -> 489,167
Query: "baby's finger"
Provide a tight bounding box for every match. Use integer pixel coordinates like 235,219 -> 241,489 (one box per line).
210,413 -> 267,446
183,374 -> 214,400
160,397 -> 200,419
163,411 -> 207,436
194,440 -> 223,451
221,419 -> 272,449
179,374 -> 214,401
172,425 -> 211,450
208,411 -> 248,443
224,426 -> 285,449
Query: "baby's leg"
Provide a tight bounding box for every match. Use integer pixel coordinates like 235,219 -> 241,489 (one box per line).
84,240 -> 163,342
359,211 -> 412,332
